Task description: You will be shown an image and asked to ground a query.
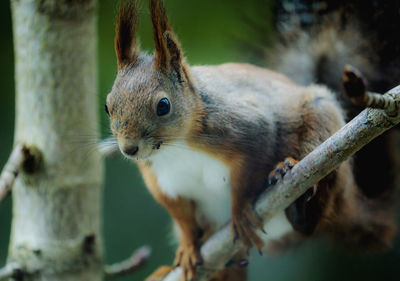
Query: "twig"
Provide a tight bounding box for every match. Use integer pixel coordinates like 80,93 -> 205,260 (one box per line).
161,85 -> 400,281
0,144 -> 27,203
104,246 -> 151,279
0,263 -> 23,281
0,144 -> 42,204
343,65 -> 398,115
0,264 -> 14,280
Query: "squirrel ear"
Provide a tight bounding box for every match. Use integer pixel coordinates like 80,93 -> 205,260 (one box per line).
149,0 -> 185,81
115,0 -> 140,69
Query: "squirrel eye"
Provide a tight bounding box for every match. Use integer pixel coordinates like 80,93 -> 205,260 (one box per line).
157,98 -> 171,116
105,104 -> 110,116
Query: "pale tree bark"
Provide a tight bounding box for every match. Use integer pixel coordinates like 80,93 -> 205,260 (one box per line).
7,0 -> 103,280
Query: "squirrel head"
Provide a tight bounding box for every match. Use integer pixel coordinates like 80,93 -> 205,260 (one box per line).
106,0 -> 199,160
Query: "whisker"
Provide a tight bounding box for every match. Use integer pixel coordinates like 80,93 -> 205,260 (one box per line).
152,134 -> 238,145
158,142 -> 194,152
98,137 -> 119,157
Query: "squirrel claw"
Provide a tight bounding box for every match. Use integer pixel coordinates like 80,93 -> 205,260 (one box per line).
173,244 -> 202,281
268,157 -> 298,185
231,206 -> 265,253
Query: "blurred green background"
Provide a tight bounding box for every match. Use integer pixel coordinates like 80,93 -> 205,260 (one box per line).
1,0 -> 399,281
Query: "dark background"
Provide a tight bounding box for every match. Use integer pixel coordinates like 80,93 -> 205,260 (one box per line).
1,1 -> 399,280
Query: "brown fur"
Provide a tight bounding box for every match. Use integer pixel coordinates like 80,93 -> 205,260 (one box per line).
107,1 -> 397,281
115,0 -> 140,68
211,250 -> 248,281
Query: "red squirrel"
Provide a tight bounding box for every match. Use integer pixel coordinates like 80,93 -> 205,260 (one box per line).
105,1 -> 396,280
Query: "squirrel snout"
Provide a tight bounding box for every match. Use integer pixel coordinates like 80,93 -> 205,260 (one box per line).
122,145 -> 139,156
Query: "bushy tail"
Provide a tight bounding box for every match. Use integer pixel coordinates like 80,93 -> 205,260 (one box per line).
272,0 -> 400,94
329,189 -> 398,251
269,0 -> 400,199
254,0 -> 400,249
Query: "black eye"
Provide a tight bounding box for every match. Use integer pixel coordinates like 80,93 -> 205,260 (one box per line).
105,104 -> 110,116
157,98 -> 170,116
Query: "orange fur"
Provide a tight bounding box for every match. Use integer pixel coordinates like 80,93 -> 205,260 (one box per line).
145,265 -> 174,281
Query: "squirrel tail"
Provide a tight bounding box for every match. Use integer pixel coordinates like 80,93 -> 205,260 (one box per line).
269,0 -> 400,249
271,0 -> 400,95
237,0 -> 399,249
330,187 -> 398,251
271,1 -> 400,191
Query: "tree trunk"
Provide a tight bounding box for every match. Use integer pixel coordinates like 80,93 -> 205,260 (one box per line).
8,0 -> 103,280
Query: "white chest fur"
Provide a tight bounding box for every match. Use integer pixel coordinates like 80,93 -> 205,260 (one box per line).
148,141 -> 293,242
150,141 -> 232,228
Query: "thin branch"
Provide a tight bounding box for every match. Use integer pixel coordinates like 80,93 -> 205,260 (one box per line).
0,263 -> 22,281
0,144 -> 27,203
0,265 -> 14,280
161,85 -> 400,281
0,144 -> 42,204
104,246 -> 151,279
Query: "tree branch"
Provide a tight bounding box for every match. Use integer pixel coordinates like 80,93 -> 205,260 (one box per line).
161,85 -> 400,281
0,144 -> 42,204
0,144 -> 27,203
0,264 -> 14,280
0,263 -> 23,281
104,246 -> 151,279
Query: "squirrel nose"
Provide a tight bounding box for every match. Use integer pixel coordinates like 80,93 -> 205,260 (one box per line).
123,145 -> 139,156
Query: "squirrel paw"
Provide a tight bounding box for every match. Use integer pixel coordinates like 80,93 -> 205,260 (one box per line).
268,157 -> 317,199
174,244 -> 202,281
145,266 -> 174,281
268,157 -> 298,186
231,205 -> 265,253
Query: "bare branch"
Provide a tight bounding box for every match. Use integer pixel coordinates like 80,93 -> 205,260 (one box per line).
104,246 -> 151,279
161,85 -> 400,281
0,144 -> 27,203
0,265 -> 14,280
0,144 -> 42,204
0,263 -> 23,281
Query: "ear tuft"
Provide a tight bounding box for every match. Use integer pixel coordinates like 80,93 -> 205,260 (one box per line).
115,0 -> 140,69
149,0 -> 185,81
149,0 -> 170,69
165,31 -> 184,83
